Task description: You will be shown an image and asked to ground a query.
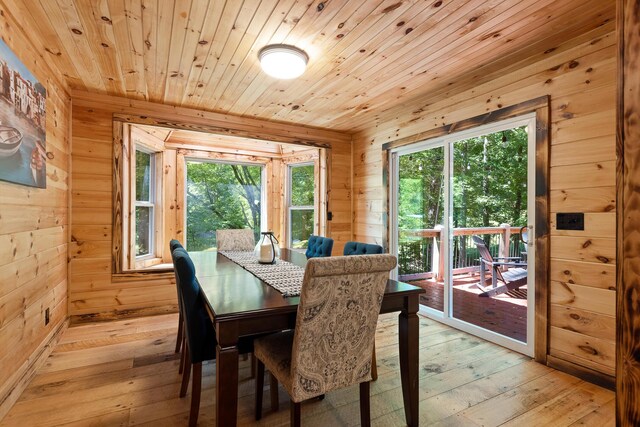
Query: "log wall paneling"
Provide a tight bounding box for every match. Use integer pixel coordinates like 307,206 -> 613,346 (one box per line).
70,92 -> 351,321
0,0 -> 71,419
352,23 -> 617,380
616,0 -> 640,424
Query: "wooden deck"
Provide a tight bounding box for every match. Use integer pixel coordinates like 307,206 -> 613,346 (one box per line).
0,313 -> 614,426
410,272 -> 528,342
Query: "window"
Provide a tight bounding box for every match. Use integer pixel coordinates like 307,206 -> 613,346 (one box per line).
134,148 -> 155,258
288,164 -> 315,249
129,141 -> 163,269
186,160 -> 265,251
113,119 -> 329,273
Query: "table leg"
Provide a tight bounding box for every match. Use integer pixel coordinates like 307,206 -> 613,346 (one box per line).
399,295 -> 419,427
216,331 -> 239,426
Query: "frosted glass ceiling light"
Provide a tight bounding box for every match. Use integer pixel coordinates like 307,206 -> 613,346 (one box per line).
259,44 -> 308,79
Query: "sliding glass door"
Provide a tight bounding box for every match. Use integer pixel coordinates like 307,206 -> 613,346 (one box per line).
390,114 -> 536,356
396,146 -> 445,312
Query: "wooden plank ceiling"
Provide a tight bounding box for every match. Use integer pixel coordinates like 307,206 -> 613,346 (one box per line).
135,123 -> 312,154
11,0 -> 613,132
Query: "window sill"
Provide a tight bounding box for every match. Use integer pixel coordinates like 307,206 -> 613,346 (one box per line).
112,263 -> 175,282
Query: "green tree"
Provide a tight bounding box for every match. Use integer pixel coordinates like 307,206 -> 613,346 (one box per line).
186,162 -> 262,251
397,126 -> 528,274
290,164 -> 315,248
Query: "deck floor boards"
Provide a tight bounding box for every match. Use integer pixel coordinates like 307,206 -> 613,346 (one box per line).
0,313 -> 614,426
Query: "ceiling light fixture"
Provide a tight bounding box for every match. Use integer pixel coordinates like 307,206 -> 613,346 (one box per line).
258,44 -> 308,79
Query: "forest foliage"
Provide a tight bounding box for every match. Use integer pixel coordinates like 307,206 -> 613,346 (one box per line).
398,126 -> 528,274
186,161 -> 262,251
185,161 -> 315,251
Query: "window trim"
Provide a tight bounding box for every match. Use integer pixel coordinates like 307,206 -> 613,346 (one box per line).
113,122 -> 166,273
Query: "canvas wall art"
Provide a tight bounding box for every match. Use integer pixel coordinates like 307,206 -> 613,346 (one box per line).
0,39 -> 46,188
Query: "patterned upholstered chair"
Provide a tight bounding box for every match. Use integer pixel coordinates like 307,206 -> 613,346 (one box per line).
254,254 -> 397,426
170,240 -> 184,356
343,241 -> 383,256
216,228 -> 255,251
304,235 -> 334,258
173,248 -> 253,426
342,241 -> 385,381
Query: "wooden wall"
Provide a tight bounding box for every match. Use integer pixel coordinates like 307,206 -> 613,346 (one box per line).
0,1 -> 71,419
352,23 -> 617,378
69,91 -> 351,321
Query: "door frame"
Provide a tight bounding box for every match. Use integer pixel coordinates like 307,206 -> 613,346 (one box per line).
382,96 -> 550,363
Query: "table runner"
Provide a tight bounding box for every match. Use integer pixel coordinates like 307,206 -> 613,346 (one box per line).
219,251 -> 304,297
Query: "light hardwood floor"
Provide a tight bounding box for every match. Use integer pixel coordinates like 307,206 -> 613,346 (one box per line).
0,313 -> 615,426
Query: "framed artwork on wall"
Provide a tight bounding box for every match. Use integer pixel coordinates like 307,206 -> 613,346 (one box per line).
0,39 -> 47,189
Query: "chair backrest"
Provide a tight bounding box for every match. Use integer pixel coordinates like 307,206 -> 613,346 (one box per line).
305,235 -> 334,258
170,239 -> 185,308
173,248 -> 216,363
343,241 -> 383,256
471,235 -> 506,283
170,239 -> 183,253
471,236 -> 493,262
216,229 -> 255,251
289,254 -> 397,401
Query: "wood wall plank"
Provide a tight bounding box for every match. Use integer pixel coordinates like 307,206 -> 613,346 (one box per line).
0,1 -> 71,419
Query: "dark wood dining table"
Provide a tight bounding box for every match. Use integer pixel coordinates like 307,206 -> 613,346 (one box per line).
190,248 -> 425,427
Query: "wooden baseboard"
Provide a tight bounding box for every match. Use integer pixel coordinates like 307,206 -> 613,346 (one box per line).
546,355 -> 615,390
0,318 -> 69,421
70,304 -> 178,325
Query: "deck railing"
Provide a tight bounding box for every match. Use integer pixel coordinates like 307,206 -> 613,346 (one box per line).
398,224 -> 526,281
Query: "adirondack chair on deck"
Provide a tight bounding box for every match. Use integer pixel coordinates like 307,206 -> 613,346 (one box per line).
471,235 -> 528,297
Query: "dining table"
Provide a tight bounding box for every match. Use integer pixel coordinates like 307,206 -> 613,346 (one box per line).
190,248 -> 425,427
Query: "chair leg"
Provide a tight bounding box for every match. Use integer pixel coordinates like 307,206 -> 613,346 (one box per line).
180,345 -> 191,398
175,311 -> 183,353
371,341 -> 378,381
270,372 -> 279,411
178,333 -> 186,374
360,381 -> 371,427
290,400 -> 301,427
255,359 -> 265,420
189,362 -> 202,427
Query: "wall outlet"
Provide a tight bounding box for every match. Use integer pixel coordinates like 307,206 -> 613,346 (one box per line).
45,307 -> 50,326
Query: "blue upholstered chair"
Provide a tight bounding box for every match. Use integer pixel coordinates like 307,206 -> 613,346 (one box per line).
343,241 -> 383,256
173,248 -> 254,426
305,235 -> 334,258
169,240 -> 185,356
173,248 -> 216,427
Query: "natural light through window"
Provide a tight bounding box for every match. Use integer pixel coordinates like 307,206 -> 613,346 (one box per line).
288,163 -> 315,250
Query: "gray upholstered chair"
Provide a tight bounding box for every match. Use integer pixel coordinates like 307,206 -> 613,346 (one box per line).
343,241 -> 385,381
216,228 -> 255,251
254,254 -> 397,426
